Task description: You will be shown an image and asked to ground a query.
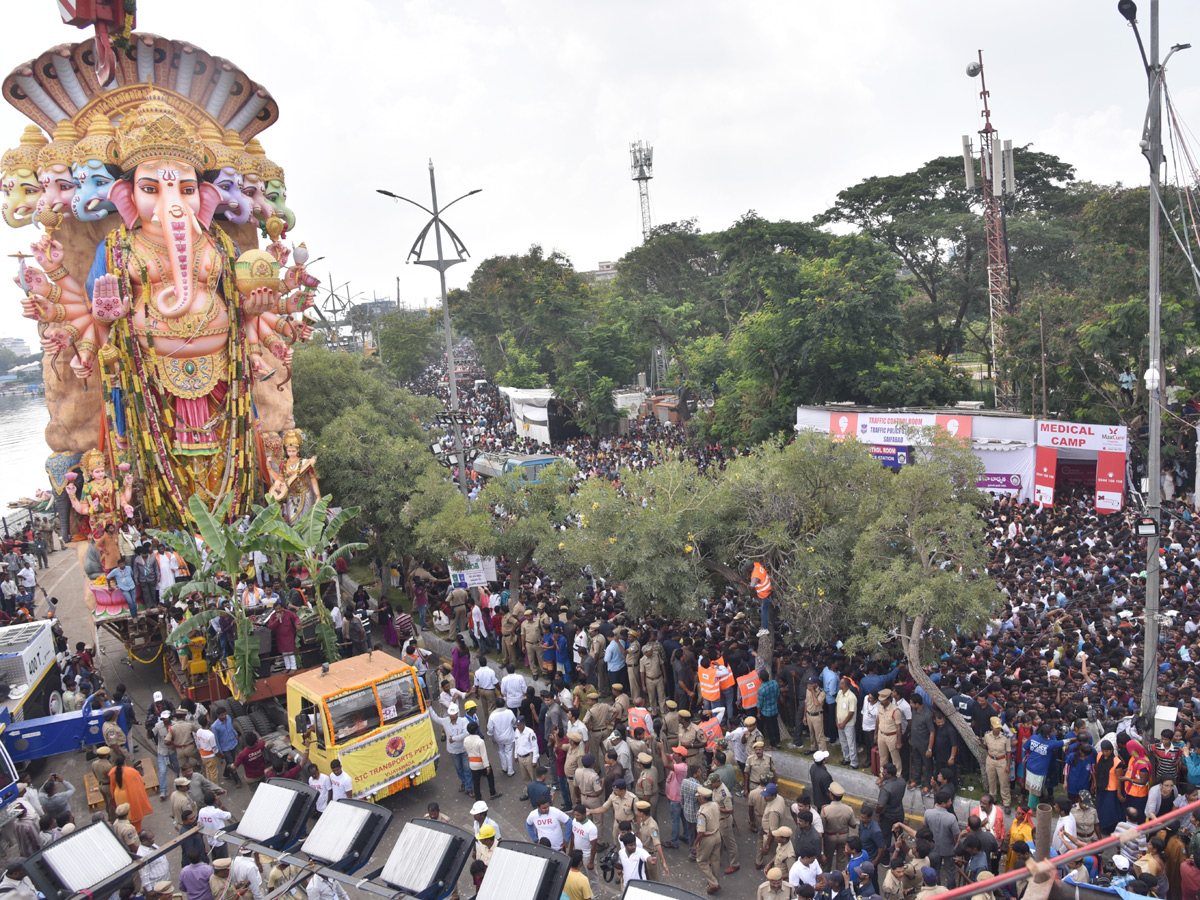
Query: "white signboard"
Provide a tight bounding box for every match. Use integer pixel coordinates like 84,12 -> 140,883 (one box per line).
448,555 -> 499,589
1035,420 -> 1127,453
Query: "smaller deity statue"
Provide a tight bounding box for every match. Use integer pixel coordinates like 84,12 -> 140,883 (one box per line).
268,429 -> 319,523
67,448 -> 134,570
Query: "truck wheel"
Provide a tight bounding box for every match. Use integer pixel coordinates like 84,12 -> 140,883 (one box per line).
227,699 -> 247,718
251,709 -> 273,736
233,715 -> 256,738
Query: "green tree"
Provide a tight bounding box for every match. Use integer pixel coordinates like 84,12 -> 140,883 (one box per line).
849,430 -> 995,763
819,150 -> 1077,357
377,310 -> 442,382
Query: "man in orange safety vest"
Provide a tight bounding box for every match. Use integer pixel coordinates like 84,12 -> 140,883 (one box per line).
741,560 -> 772,639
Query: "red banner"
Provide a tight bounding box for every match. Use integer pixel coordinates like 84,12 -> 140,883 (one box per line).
935,414 -> 973,441
829,412 -> 858,442
1034,446 -> 1057,507
1095,450 -> 1126,515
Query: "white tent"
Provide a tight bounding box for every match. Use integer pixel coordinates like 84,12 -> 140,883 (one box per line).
497,386 -> 555,445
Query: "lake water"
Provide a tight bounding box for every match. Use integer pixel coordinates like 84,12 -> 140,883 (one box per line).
0,392 -> 51,503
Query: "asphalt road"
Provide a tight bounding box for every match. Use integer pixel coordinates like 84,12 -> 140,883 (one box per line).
21,544 -> 778,899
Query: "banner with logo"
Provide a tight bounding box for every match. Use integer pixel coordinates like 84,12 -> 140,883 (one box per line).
1034,446 -> 1058,507
1036,421 -> 1127,453
935,414 -> 973,441
828,412 -> 858,442
449,555 -> 499,589
1095,450 -> 1126,514
340,710 -> 440,799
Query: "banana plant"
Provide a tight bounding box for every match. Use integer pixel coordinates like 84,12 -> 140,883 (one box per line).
286,495 -> 365,664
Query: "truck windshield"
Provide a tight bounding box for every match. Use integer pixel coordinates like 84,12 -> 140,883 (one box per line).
326,686 -> 381,744
376,672 -> 421,724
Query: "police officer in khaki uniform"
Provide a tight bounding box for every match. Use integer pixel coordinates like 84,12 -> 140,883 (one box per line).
583,696 -> 614,758
745,741 -> 776,831
564,733 -> 585,805
574,753 -> 604,813
757,868 -> 792,900
821,781 -> 856,871
663,700 -> 681,749
520,611 -> 542,670
610,684 -> 632,725
757,783 -> 788,868
102,709 -> 126,753
640,638 -> 667,715
623,630 -> 643,699
876,689 -> 904,771
804,677 -> 828,753
694,786 -> 724,894
678,710 -> 705,770
635,753 -> 660,817
501,609 -> 521,667
448,586 -> 469,635
587,778 -> 636,846
636,800 -> 671,881
709,773 -> 740,873
982,716 -> 1012,809
91,746 -> 116,820
589,626 -> 609,695
770,826 -> 796,875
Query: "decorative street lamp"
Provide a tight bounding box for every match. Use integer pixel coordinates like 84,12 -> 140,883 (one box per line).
378,165 -> 481,502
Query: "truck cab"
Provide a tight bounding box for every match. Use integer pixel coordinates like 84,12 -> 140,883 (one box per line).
286,655 -> 438,802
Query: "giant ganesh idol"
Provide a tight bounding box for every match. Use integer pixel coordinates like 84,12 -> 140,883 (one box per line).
2,35 -> 320,527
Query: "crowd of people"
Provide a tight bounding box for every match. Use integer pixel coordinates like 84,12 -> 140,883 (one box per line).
391,346 -> 1200,900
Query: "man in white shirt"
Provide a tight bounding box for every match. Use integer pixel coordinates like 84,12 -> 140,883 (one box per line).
194,718 -> 221,786
789,852 -> 823,888
155,550 -> 178,596
473,657 -> 500,728
308,763 -> 331,813
616,832 -> 654,883
525,799 -> 571,850
514,717 -> 540,794
328,759 -> 353,802
230,848 -> 265,900
500,664 -> 527,710
137,831 -> 170,893
570,807 -> 599,868
307,872 -> 349,900
439,678 -> 467,713
198,796 -> 234,858
487,706 -> 517,777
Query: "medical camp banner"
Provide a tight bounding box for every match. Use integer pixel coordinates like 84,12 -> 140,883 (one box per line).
340,710 -> 440,798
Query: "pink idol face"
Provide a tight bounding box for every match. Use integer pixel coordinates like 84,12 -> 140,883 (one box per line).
37,164 -> 77,215
90,466 -> 106,481
132,160 -> 202,226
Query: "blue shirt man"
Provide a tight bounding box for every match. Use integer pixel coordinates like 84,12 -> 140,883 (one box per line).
108,564 -> 135,593
604,638 -> 625,674
860,668 -> 899,698
821,667 -> 840,705
211,712 -> 239,753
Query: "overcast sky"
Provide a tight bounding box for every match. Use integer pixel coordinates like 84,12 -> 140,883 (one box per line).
0,0 -> 1197,349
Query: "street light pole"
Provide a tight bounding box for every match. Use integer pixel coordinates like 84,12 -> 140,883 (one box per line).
377,167 -> 482,504
1120,0 -> 1162,722
1143,0 -> 1163,724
